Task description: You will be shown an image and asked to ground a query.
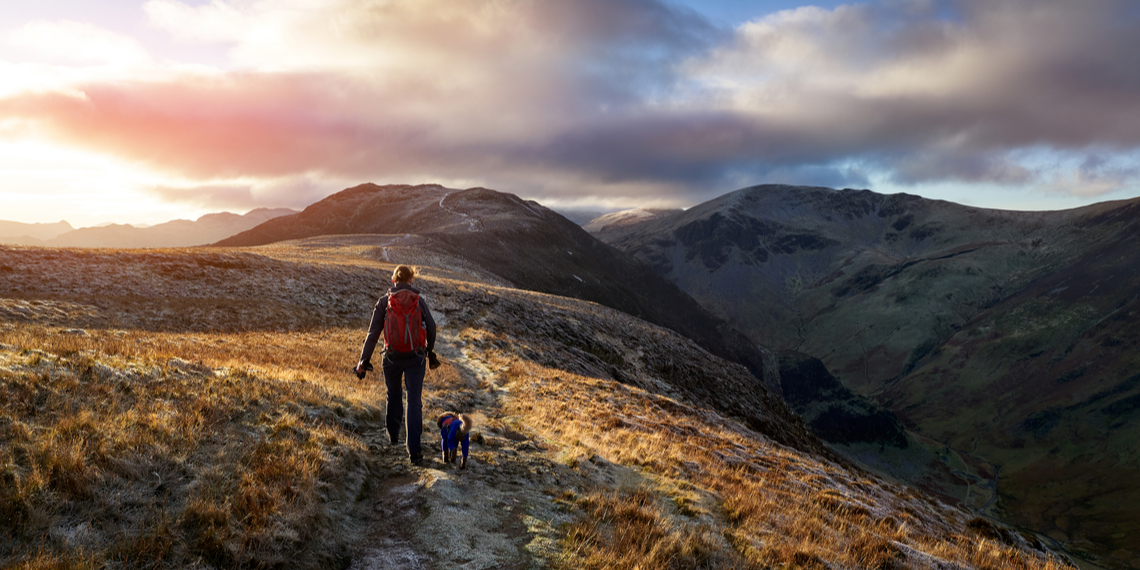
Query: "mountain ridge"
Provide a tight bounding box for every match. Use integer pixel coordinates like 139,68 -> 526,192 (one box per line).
0,208 -> 296,249
216,183 -> 786,400
0,220 -> 74,244
591,183 -> 1140,569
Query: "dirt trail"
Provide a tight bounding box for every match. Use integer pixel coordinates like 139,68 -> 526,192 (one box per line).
439,193 -> 485,233
346,315 -> 576,570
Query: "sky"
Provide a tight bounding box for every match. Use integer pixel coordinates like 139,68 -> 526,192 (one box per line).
1,0 -> 1139,227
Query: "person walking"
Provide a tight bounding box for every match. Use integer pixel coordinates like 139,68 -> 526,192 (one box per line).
355,265 -> 439,466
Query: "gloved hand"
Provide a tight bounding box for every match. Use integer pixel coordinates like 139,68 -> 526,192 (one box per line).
353,361 -> 373,379
428,351 -> 441,370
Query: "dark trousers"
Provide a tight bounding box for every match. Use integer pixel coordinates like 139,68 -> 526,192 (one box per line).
382,353 -> 426,458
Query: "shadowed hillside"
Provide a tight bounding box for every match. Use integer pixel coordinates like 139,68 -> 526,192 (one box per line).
0,241 -> 1071,569
216,183 -> 783,395
593,184 -> 1140,569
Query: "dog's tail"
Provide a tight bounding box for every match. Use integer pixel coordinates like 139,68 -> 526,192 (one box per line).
458,413 -> 473,437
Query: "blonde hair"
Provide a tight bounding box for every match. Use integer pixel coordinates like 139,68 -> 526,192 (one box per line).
392,265 -> 417,283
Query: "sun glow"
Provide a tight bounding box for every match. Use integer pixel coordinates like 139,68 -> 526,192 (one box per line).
0,137 -> 217,227
1,0 -> 1139,225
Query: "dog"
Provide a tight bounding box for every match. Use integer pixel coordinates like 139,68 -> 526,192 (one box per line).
436,412 -> 473,468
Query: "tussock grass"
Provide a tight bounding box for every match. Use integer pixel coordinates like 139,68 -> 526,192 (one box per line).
499,358 -> 1071,570
0,323 -> 412,568
565,488 -> 747,570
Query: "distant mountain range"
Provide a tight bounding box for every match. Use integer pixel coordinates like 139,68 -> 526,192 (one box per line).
590,184 -> 1140,569
0,209 -> 296,248
0,220 -> 74,244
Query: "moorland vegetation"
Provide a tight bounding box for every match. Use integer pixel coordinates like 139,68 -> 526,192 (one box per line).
0,240 -> 1072,569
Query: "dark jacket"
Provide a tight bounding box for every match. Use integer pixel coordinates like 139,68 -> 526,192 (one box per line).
357,282 -> 437,368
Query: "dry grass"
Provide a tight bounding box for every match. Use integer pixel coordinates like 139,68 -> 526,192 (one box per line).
0,243 -> 485,568
563,488 -> 748,570
0,321 -> 459,568
499,358 -> 1072,570
0,242 -> 1077,569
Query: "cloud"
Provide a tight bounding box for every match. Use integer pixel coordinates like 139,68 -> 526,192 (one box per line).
148,176 -> 339,211
1,0 -> 723,198
150,183 -> 258,209
143,1 -> 246,44
886,150 -> 1034,185
761,163 -> 871,189
682,0 -> 1140,190
5,20 -> 152,67
1037,152 -> 1140,198
4,73 -> 453,179
1,0 -> 1139,210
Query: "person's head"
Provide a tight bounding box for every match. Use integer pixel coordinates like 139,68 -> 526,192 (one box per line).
392,265 -> 416,284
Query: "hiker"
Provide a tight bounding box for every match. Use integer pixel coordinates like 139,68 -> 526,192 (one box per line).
355,265 -> 440,466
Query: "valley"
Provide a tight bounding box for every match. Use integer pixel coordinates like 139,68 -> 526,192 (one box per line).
595,184 -> 1140,569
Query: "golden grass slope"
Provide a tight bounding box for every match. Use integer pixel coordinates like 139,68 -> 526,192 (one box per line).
0,242 -> 1072,569
0,324 -> 381,567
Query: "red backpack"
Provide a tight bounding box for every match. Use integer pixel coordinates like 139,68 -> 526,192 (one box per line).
384,289 -> 427,353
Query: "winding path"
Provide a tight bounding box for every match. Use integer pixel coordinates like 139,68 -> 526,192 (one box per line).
438,192 -> 485,232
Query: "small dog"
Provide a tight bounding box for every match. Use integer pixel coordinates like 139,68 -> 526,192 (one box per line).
436,412 -> 473,468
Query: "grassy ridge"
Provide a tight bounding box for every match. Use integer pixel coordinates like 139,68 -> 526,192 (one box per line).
0,242 -> 1076,568
498,358 -> 1069,570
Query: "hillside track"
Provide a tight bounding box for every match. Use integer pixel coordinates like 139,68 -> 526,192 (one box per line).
438,192 -> 486,233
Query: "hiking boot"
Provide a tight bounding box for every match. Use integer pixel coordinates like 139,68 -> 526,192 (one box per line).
410,454 -> 424,466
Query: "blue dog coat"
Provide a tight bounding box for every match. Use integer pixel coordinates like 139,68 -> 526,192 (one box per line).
440,415 -> 470,462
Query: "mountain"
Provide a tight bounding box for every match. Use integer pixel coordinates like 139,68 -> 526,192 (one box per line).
216,183 -> 785,400
592,183 -> 1140,568
0,239 -> 1068,569
0,220 -> 73,244
31,208 -> 297,248
582,208 -> 684,234
217,185 -> 1007,531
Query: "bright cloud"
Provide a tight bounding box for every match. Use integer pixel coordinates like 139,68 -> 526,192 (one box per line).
144,1 -> 247,44
0,0 -> 1139,221
6,20 -> 152,67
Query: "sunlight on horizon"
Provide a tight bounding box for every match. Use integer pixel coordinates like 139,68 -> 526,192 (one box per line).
0,138 -> 222,227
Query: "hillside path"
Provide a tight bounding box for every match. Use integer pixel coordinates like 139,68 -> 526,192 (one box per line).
439,192 -> 485,232
346,305 -> 575,570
